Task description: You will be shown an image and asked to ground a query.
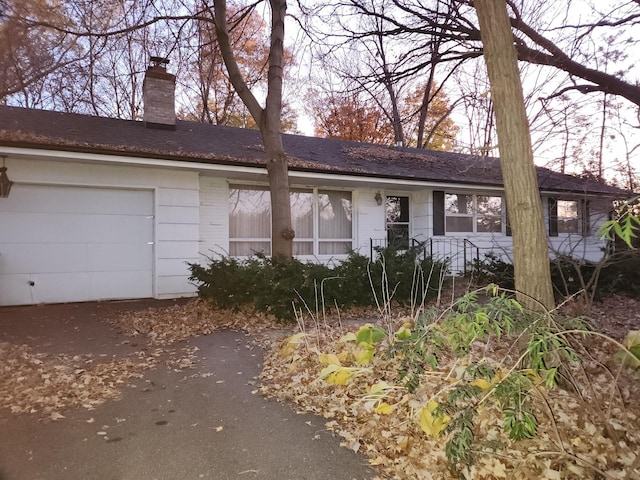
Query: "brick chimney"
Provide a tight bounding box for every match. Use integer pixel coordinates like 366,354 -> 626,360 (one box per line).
143,56 -> 176,129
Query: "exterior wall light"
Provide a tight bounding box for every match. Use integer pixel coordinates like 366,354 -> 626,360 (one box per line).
0,156 -> 13,198
375,191 -> 383,206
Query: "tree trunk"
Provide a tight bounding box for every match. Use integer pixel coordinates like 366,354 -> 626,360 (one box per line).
214,0 -> 293,258
263,0 -> 293,258
475,0 -> 555,311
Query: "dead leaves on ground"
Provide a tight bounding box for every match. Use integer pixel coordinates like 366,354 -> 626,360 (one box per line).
2,296 -> 639,480
0,342 -> 160,418
111,299 -> 279,345
260,316 -> 640,480
0,299 -> 276,419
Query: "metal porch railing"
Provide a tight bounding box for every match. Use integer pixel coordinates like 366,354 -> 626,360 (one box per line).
370,237 -> 480,275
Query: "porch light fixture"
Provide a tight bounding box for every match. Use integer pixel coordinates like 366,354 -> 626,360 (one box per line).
0,156 -> 13,198
375,191 -> 383,206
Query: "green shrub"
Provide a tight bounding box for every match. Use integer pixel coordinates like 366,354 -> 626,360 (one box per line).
597,251 -> 640,297
470,251 -> 640,300
189,248 -> 446,322
469,253 -> 515,289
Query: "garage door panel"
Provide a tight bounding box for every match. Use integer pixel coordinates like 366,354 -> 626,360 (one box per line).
87,243 -> 153,271
90,271 -> 152,300
26,272 -> 92,304
4,185 -> 154,215
0,243 -> 88,274
0,185 -> 154,305
1,212 -> 153,243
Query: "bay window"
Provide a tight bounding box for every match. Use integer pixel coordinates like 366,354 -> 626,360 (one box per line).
229,186 -> 353,256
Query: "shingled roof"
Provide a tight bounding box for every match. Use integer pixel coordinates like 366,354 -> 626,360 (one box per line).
0,105 -> 629,196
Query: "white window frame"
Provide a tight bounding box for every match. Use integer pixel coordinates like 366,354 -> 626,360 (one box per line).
556,199 -> 581,235
229,185 -> 354,257
444,192 -> 505,234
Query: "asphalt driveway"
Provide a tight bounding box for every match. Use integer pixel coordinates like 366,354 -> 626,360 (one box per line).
0,300 -> 377,480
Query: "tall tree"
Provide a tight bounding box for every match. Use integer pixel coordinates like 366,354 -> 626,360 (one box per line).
0,0 -> 80,101
308,82 -> 458,149
213,0 -> 294,258
474,0 -> 554,310
4,0 -> 296,258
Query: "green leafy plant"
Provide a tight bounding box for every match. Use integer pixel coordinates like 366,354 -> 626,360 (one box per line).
387,285 -> 593,474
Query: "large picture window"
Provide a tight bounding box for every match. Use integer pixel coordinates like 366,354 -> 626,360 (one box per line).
229,186 -> 353,256
445,193 -> 503,233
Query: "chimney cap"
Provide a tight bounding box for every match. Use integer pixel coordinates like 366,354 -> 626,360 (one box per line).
149,56 -> 170,67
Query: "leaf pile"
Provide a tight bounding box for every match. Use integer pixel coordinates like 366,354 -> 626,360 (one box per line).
111,299 -> 280,345
0,342 -> 161,419
260,317 -> 640,480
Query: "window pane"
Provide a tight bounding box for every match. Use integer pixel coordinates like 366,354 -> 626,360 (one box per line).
557,200 -> 579,234
477,196 -> 502,216
387,224 -> 409,249
446,216 -> 473,232
445,194 -> 473,214
291,191 -> 313,239
229,241 -> 270,257
477,217 -> 502,233
557,200 -> 578,218
229,188 -> 270,238
558,219 -> 579,234
386,196 -> 409,222
319,241 -> 352,255
293,242 -> 314,255
319,190 -> 352,239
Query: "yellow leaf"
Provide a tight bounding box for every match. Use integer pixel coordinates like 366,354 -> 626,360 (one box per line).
280,332 -> 307,357
336,351 -> 351,364
418,401 -> 451,439
339,332 -> 357,343
326,368 -> 353,385
318,353 -> 342,366
368,381 -> 391,398
396,435 -> 409,451
375,402 -> 395,415
320,364 -> 353,385
623,330 -> 640,349
354,344 -> 376,366
470,378 -> 491,391
394,325 -> 412,340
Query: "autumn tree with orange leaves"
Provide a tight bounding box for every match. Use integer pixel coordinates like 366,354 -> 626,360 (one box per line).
309,83 -> 458,150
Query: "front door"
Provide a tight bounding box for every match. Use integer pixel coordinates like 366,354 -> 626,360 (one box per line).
386,195 -> 410,249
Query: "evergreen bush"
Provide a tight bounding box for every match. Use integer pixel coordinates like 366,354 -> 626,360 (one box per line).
189,247 -> 446,322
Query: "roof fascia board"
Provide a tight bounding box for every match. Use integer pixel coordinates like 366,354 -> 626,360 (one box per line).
1,145 -> 508,192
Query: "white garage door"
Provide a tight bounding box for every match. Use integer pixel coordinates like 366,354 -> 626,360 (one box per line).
0,184 -> 154,306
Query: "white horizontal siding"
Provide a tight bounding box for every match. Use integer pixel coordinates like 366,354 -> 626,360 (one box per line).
198,176 -> 230,261
412,190 -> 430,241
354,188 -> 386,256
